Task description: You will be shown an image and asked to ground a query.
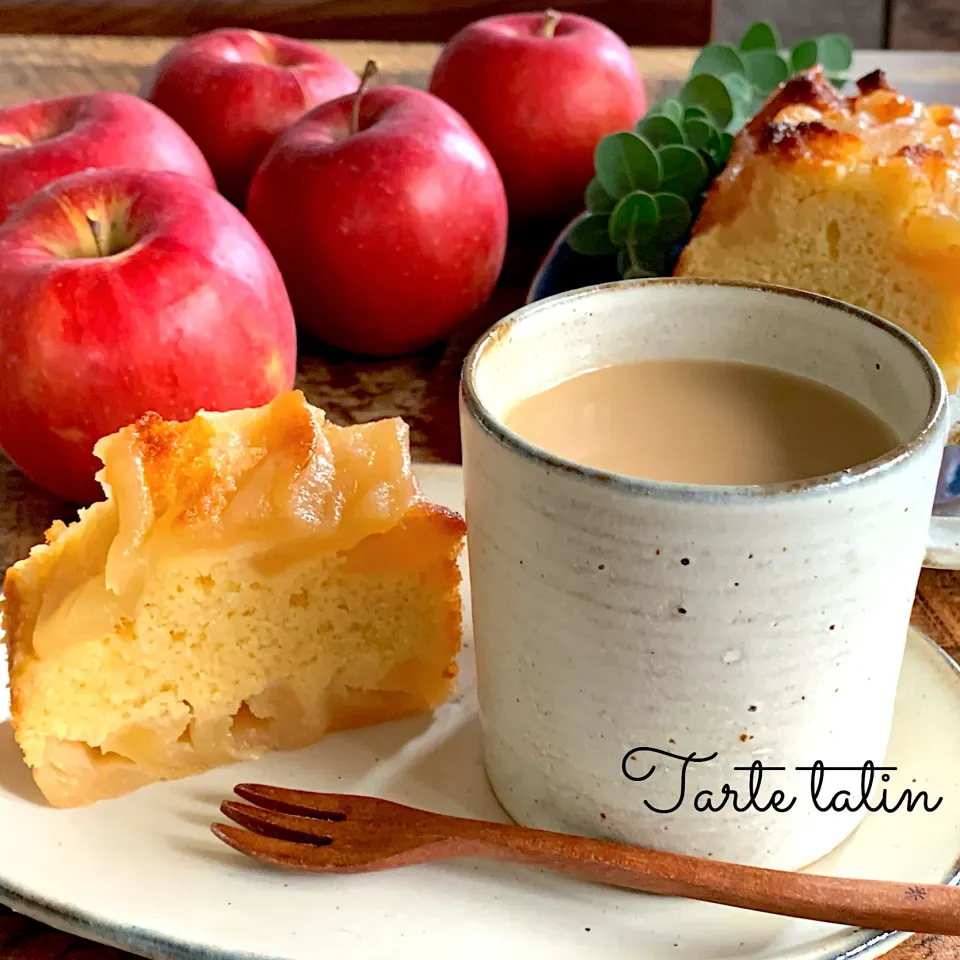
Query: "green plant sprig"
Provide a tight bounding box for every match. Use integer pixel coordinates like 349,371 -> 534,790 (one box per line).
567,21 -> 853,279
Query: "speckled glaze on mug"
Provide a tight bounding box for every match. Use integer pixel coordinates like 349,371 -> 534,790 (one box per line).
460,278 -> 957,871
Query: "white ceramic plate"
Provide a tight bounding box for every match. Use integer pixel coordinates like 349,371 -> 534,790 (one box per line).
1,463 -> 959,960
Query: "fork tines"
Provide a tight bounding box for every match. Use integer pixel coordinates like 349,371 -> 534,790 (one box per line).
212,784 -> 415,873
232,783 -> 354,820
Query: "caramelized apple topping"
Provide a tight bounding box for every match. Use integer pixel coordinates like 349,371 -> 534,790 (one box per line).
94,390 -> 418,595
27,391 -> 420,655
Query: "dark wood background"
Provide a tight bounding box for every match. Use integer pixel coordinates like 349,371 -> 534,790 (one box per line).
0,0 -> 713,45
0,1 -> 954,50
890,0 -> 960,49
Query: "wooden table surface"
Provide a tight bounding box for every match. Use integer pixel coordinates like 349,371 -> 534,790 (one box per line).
1,34 -> 959,960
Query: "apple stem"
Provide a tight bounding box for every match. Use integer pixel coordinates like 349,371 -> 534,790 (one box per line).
539,8 -> 562,37
85,210 -> 106,257
350,60 -> 380,136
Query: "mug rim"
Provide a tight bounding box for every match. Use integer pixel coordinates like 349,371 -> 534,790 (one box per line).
460,277 -> 948,503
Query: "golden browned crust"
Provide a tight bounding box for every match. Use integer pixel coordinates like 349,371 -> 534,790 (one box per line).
100,390 -> 338,529
757,119 -> 860,163
406,499 -> 467,536
2,562 -> 27,727
856,68 -> 890,95
684,66 -> 960,238
125,409 -> 223,526
744,68 -> 848,135
1,509 -> 68,729
406,502 -> 465,689
744,66 -> 913,142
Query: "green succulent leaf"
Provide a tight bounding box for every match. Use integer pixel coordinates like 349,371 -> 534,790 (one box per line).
636,114 -> 686,147
594,131 -> 662,198
663,98 -> 686,125
690,43 -> 747,80
704,128 -> 725,162
585,177 -> 616,214
658,144 -> 710,200
742,48 -> 790,95
655,193 -> 693,244
724,72 -> 754,99
790,38 -> 819,72
683,116 -> 715,150
714,131 -> 735,168
567,214 -> 616,256
723,72 -> 757,127
703,128 -> 735,171
684,105 -> 713,122
817,34 -> 853,72
633,241 -> 670,275
738,20 -> 780,51
651,98 -> 685,125
680,73 -> 734,129
609,191 -> 658,246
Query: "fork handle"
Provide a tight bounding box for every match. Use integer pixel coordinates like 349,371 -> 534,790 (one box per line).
435,816 -> 960,935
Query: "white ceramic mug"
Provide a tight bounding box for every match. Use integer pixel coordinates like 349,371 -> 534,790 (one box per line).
459,278 -> 960,870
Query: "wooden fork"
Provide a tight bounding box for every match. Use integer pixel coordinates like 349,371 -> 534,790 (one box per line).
212,783 -> 960,935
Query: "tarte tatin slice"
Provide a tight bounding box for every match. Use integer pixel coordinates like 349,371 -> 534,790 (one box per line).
4,390 -> 464,808
675,67 -> 960,391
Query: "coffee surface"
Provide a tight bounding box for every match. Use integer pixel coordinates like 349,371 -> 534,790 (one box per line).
503,359 -> 899,485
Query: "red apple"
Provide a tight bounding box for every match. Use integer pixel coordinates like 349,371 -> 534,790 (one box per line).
0,167 -> 297,504
246,67 -> 508,357
0,91 -> 215,224
428,10 -> 646,223
142,29 -> 359,206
